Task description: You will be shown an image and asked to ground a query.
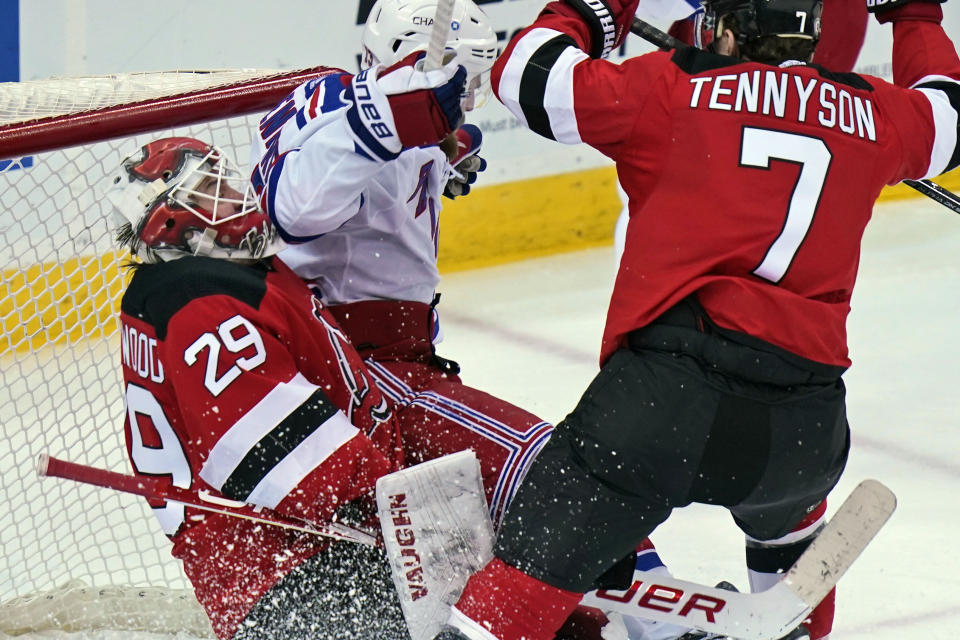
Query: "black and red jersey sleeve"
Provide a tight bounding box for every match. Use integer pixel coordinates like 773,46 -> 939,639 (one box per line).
885,19 -> 960,181
492,9 -> 671,158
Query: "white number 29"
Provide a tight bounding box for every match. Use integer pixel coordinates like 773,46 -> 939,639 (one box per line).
184,315 -> 267,396
740,127 -> 832,284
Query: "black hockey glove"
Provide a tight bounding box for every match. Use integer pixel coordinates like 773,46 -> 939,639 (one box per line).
548,0 -> 642,58
866,0 -> 945,24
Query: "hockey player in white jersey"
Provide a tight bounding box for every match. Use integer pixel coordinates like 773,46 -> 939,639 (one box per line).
249,2 -> 712,639
250,0 -> 540,539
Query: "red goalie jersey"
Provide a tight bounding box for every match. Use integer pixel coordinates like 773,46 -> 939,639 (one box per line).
118,255 -> 402,639
493,9 -> 960,368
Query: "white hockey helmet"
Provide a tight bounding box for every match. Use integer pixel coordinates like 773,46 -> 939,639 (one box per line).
106,137 -> 283,264
361,0 -> 498,109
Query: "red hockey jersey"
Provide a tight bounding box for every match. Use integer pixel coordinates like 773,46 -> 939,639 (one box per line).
118,255 -> 402,639
494,9 -> 960,367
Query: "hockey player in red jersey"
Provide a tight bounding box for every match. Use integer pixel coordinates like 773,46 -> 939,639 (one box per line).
432,0 -> 960,639
616,0 -> 868,263
109,136 -> 412,639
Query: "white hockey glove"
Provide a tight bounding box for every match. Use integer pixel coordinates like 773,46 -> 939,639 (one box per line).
346,51 -> 467,162
443,125 -> 486,200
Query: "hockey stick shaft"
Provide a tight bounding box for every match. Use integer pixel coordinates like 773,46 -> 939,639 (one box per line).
629,17 -> 960,215
904,178 -> 960,213
424,0 -> 455,71
630,17 -> 687,51
37,454 -> 379,546
582,479 -> 896,640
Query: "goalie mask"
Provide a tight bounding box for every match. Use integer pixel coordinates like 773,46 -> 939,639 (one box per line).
107,137 -> 283,264
361,0 -> 498,110
698,0 -> 822,50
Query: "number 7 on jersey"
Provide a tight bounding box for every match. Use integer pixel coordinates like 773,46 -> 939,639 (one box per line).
741,126 -> 832,284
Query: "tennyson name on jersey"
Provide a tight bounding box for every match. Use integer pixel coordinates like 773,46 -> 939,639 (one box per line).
121,322 -> 164,384
688,70 -> 877,142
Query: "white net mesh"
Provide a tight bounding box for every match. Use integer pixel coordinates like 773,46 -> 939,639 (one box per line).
0,70 -> 273,126
0,69 -> 305,636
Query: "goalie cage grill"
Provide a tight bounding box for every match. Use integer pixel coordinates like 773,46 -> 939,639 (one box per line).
0,67 -> 330,638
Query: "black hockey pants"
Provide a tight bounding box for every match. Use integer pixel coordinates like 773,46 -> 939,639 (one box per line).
494,299 -> 851,592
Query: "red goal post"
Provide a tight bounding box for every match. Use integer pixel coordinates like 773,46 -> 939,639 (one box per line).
0,67 -> 327,637
0,67 -> 328,157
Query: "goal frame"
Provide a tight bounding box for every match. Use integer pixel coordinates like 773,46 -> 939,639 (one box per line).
0,66 -> 333,637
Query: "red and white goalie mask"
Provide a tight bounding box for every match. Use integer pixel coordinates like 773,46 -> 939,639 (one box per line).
360,0 -> 498,110
107,136 -> 284,263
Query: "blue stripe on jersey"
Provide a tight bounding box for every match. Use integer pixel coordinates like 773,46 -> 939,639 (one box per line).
354,142 -> 374,161
296,76 -> 348,129
635,548 -> 667,572
320,74 -> 349,112
343,83 -> 400,162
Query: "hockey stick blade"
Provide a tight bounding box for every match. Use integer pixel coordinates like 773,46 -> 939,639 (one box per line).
582,479 -> 896,640
37,453 -> 379,546
424,0 -> 455,71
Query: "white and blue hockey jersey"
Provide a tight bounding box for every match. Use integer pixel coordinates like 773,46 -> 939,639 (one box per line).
250,69 -> 453,306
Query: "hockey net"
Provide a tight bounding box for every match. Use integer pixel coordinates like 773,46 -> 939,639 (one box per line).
0,68 -> 328,638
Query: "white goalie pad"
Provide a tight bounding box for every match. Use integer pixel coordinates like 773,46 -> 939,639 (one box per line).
377,449 -> 495,640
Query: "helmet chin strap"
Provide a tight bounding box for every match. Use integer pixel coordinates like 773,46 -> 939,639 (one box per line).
193,228 -> 219,257
138,179 -> 169,206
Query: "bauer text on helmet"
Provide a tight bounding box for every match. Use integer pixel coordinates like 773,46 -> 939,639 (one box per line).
107,137 -> 284,264
361,0 -> 498,109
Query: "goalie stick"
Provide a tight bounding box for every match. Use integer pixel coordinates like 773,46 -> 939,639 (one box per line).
581,479 -> 896,640
37,454 -> 379,546
628,16 -> 960,215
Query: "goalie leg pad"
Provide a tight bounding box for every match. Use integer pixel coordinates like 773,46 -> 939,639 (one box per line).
377,450 -> 495,640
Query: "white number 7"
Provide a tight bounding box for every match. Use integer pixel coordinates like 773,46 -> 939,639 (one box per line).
741,127 -> 831,283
